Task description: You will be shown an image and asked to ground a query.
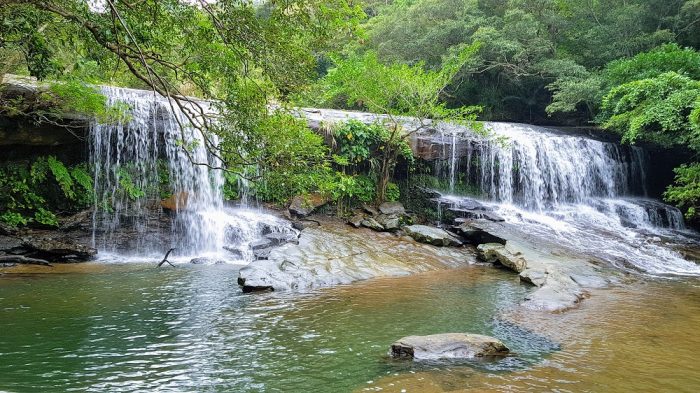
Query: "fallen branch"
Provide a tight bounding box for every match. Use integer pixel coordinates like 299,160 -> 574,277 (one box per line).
157,248 -> 176,267
0,255 -> 54,267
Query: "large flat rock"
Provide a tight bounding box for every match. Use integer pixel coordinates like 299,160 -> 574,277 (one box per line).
390,333 -> 509,360
238,220 -> 473,292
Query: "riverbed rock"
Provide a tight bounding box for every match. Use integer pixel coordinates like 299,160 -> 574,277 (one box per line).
489,243 -> 527,272
403,225 -> 463,246
288,193 -> 328,218
453,221 -> 507,245
190,257 -> 227,265
378,201 -> 406,215
348,213 -> 364,228
264,231 -> 299,246
237,220 -> 472,292
20,235 -> 96,261
360,217 -> 384,231
390,333 -> 509,360
375,214 -> 401,231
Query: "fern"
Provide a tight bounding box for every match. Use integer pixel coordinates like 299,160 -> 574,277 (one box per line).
47,156 -> 75,200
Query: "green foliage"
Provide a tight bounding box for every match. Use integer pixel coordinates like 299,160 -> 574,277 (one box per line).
664,163 -> 700,221
599,72 -> 700,149
227,112 -> 333,204
305,49 -> 480,203
548,44 -> 700,117
385,182 -> 400,202
116,167 -> 146,201
0,156 -> 94,227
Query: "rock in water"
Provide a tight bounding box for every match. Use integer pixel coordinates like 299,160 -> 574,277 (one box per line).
390,333 -> 509,360
403,225 -> 462,246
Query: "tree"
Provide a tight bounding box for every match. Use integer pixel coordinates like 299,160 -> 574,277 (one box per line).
307,45 -> 481,203
0,0 -> 363,175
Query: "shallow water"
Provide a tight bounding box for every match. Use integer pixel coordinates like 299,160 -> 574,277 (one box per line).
364,277 -> 700,393
0,264 -> 533,392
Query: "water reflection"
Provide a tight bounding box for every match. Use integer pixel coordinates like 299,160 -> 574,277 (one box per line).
0,265 -> 530,392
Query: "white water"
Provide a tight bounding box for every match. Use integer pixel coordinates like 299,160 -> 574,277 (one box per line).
89,86 -> 292,263
433,122 -> 700,276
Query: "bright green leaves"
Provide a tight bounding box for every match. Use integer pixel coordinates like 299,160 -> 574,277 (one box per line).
664,163 -> 700,221
0,156 -> 94,227
600,72 -> 700,149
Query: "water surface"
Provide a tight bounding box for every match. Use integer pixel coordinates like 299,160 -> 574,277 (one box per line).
0,264 -> 531,392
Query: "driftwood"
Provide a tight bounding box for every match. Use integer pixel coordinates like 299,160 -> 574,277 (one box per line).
157,248 -> 176,267
0,255 -> 54,267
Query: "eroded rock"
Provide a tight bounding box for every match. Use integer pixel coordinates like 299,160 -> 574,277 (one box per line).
403,225 -> 463,247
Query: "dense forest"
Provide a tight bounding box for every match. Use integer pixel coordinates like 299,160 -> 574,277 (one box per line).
1,0 -> 699,225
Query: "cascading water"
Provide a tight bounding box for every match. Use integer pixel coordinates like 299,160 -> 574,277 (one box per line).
428,122 -> 700,276
89,86 -> 293,262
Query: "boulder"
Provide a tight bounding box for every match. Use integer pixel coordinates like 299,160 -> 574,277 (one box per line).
161,192 -> 189,212
375,214 -> 401,231
362,205 -> 380,216
250,238 -> 274,251
190,257 -> 227,265
223,246 -> 244,259
237,222 -> 472,293
475,242 -> 526,272
403,225 -> 462,246
288,193 -> 328,218
476,243 -> 504,263
453,221 -> 507,245
378,201 -> 406,215
360,218 -> 384,231
253,247 -> 274,260
264,231 -> 299,246
390,333 -> 509,360
347,213 -> 364,228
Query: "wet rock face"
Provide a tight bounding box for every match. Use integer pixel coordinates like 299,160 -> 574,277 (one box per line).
390,333 -> 509,360
403,225 -> 463,247
6,234 -> 97,262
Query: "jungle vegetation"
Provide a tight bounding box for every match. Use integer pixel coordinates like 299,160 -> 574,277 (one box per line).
0,0 -> 698,222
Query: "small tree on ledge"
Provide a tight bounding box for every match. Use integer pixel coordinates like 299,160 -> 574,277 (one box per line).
312,44 -> 483,203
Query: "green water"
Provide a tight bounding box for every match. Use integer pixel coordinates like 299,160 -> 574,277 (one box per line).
0,264 -> 536,392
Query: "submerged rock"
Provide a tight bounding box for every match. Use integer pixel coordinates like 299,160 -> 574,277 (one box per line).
403,225 -> 462,246
189,257 -> 227,265
390,333 -> 509,360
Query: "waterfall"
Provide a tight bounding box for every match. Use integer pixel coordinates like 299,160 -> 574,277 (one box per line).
89,86 -> 292,261
429,121 -> 699,276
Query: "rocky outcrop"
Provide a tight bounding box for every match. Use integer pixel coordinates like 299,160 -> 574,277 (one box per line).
390,333 -> 509,360
347,202 -> 412,232
238,219 -> 472,292
403,225 -> 463,246
476,243 -> 526,272
0,231 -> 96,262
288,193 -> 328,218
